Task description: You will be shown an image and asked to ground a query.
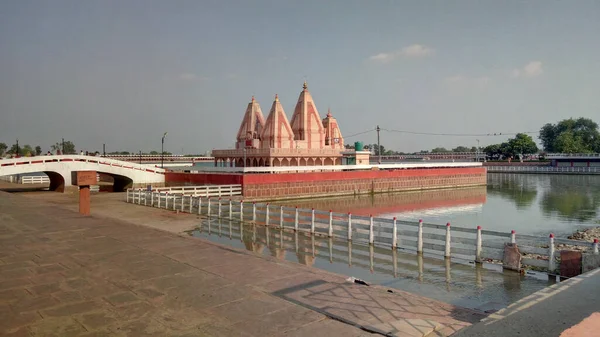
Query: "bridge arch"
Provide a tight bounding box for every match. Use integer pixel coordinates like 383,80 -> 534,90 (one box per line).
0,155 -> 164,192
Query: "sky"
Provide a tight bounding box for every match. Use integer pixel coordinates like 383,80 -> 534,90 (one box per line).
1,0 -> 599,154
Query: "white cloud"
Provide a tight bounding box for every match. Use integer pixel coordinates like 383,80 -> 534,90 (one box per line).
368,44 -> 434,63
511,61 -> 543,78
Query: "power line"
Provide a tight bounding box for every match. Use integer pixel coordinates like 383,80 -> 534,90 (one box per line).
381,128 -> 539,137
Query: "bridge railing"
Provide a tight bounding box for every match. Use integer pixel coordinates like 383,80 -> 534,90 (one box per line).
487,166 -> 600,174
125,191 -> 599,273
20,176 -> 50,184
0,155 -> 166,174
148,185 -> 242,197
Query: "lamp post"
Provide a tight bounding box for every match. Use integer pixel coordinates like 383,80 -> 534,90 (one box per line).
376,125 -> 381,165
161,132 -> 168,168
476,139 -> 480,162
62,138 -> 65,154
16,139 -> 19,157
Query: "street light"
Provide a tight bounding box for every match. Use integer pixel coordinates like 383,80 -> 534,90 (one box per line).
476,139 -> 480,162
161,132 -> 168,168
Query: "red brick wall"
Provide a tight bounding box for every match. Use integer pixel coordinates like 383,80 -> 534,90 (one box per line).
242,167 -> 486,200
165,172 -> 242,186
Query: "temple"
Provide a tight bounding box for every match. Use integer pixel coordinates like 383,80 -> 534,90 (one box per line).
212,82 -> 345,167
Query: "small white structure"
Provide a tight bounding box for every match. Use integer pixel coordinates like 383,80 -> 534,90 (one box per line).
0,155 -> 165,192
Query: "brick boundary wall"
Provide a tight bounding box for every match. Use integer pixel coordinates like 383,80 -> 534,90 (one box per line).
242,167 -> 486,200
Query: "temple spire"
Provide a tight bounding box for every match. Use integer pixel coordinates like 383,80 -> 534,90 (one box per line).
303,81 -> 308,90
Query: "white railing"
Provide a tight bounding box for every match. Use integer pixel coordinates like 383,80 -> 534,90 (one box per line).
125,190 -> 598,273
487,166 -> 600,174
545,153 -> 600,158
152,184 -> 242,197
0,155 -> 166,174
20,176 -> 50,184
182,162 -> 482,174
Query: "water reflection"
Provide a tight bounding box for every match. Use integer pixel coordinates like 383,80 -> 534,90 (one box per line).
189,218 -> 551,310
487,174 -> 537,209
539,175 -> 600,222
277,174 -> 600,236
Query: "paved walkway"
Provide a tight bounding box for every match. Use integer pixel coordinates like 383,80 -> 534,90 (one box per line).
454,268 -> 600,337
0,192 -> 484,336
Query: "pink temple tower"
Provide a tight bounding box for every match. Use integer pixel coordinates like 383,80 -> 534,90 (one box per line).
290,81 -> 325,149
236,96 -> 265,149
260,94 -> 295,149
322,108 -> 344,149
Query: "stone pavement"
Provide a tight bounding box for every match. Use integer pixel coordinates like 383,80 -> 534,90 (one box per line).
0,191 -> 484,336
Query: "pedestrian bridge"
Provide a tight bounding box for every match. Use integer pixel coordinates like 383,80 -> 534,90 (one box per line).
0,155 -> 165,192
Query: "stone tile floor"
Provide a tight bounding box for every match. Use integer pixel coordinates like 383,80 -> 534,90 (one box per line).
0,192 -> 484,336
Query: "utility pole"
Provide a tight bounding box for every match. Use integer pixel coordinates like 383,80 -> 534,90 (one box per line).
476,139 -> 480,162
103,143 -> 106,157
139,150 -> 142,165
16,139 -> 19,157
161,132 -> 168,168
376,125 -> 381,165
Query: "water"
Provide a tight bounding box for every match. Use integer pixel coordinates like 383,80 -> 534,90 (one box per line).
279,174 -> 600,238
189,218 -> 553,311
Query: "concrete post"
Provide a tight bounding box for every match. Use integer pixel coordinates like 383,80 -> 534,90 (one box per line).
294,207 -> 299,231
347,213 -> 352,241
311,208 -> 315,234
252,202 -> 256,222
475,226 -> 482,263
138,189 -> 142,204
417,219 -> 423,253
549,233 -> 556,272
144,191 -> 148,206
392,217 -> 398,248
189,195 -> 193,213
207,198 -> 211,217
280,206 -> 284,228
126,188 -> 130,202
218,198 -> 222,218
328,210 -> 333,237
150,191 -> 154,207
348,241 -> 352,266
240,200 -> 244,221
594,239 -> 599,255
265,203 -> 270,226
369,214 -> 374,244
165,192 -> 169,209
181,195 -> 185,212
197,197 -> 202,215
229,199 -> 232,220
158,192 -> 162,208
511,230 -> 516,244
445,223 -> 451,258
171,194 -> 176,211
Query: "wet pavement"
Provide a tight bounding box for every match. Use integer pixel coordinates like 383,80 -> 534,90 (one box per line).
189,218 -> 554,312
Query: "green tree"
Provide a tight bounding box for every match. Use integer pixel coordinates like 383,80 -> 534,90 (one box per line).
452,146 -> 471,152
483,144 -> 502,159
51,140 -> 76,154
35,145 -> 42,156
431,147 -> 450,153
507,133 -> 538,156
149,150 -> 159,155
539,118 -> 600,153
0,143 -> 6,156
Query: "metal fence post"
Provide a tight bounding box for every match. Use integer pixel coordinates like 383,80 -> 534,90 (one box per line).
158,192 -> 162,208
475,226 -> 482,263
369,214 -> 374,244
172,194 -> 176,211
445,222 -> 451,258
347,213 -> 352,241
294,206 -> 299,231
311,208 -> 315,234
144,191 -> 148,206
265,203 -> 270,226
392,217 -> 397,248
549,233 -> 556,272
328,210 -> 333,237
165,192 -> 169,209
280,206 -> 284,228
229,199 -> 233,220
417,219 -> 423,253
218,198 -> 222,218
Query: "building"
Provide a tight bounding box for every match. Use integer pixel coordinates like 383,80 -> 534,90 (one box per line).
212,82 -> 345,167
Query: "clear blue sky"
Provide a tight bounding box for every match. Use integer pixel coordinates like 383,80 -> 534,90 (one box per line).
1,0 -> 599,154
